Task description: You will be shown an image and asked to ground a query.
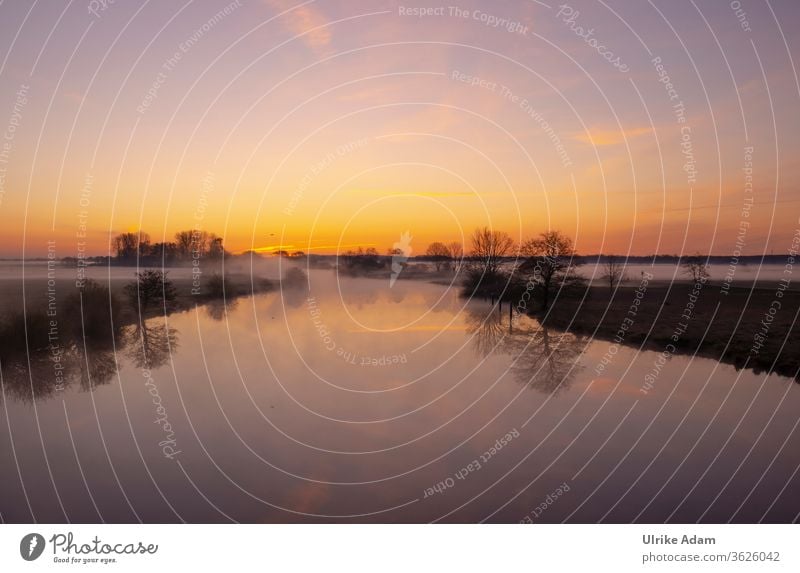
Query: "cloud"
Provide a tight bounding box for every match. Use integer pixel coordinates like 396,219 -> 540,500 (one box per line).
347,188 -> 475,198
265,0 -> 332,55
572,127 -> 652,146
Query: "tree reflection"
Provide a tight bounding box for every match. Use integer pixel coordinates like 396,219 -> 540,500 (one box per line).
505,325 -> 584,395
205,297 -> 239,321
464,304 -> 509,358
124,321 -> 178,370
75,345 -> 118,392
464,302 -> 585,394
0,335 -> 120,403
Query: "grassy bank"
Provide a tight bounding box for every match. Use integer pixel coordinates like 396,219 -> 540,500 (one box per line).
541,283 -> 800,380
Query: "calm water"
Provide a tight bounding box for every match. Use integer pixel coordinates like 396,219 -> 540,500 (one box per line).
1,270 -> 799,523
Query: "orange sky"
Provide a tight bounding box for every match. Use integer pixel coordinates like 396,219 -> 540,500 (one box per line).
1,1 -> 799,257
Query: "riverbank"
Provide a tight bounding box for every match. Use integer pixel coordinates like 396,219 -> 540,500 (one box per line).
0,273 -> 273,314
541,283 -> 800,380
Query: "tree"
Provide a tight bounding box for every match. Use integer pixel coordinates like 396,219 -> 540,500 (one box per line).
125,321 -> 177,369
468,227 -> 514,276
150,241 -> 179,261
113,231 -> 150,261
425,242 -> 451,271
447,241 -> 464,271
208,236 -> 225,259
602,255 -> 627,289
520,230 -> 581,311
174,230 -> 195,260
682,252 -> 710,283
174,230 -> 220,261
341,247 -> 386,273
124,269 -> 177,313
462,228 -> 515,298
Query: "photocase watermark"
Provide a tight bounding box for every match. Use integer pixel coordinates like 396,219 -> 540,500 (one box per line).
556,4 -> 629,72
730,1 -> 751,32
501,83 -> 573,168
520,481 -> 571,522
512,250 -> 562,320
137,0 -> 242,114
398,6 -> 529,35
283,137 -> 370,216
87,0 -> 115,19
640,276 -> 707,395
19,533 -> 46,561
43,531 -> 158,565
0,83 -> 29,209
451,70 -> 573,169
46,241 -> 66,393
141,368 -> 181,459
390,231 -> 413,287
652,56 -> 697,185
721,146 -> 754,294
75,173 -> 93,288
307,296 -> 406,366
190,171 -> 214,295
423,428 -> 519,498
594,271 -> 653,375
750,223 -> 800,356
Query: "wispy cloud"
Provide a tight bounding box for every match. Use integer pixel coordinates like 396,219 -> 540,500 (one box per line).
572,127 -> 652,146
347,188 -> 475,198
265,0 -> 332,55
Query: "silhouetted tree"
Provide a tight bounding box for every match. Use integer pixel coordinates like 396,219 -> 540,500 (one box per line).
204,273 -> 236,298
124,269 -> 177,314
426,242 -> 451,271
602,256 -> 627,289
520,231 -> 581,311
341,247 -> 386,273
63,279 -> 121,343
208,236 -> 225,259
447,241 -> 464,272
682,252 -> 710,283
469,227 -> 514,276
113,231 -> 150,261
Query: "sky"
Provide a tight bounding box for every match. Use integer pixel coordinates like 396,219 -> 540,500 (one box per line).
0,0 -> 798,257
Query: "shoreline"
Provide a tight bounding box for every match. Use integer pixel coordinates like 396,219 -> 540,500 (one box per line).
540,283 -> 800,381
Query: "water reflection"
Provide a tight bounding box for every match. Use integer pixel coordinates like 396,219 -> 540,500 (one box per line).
2,272 -> 799,524
464,304 -> 585,394
0,338 -> 120,403
124,321 -> 179,370
0,310 -> 178,404
204,297 -> 239,321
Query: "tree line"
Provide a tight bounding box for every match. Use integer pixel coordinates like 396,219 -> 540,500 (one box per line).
424,227 -> 710,311
111,230 -> 226,264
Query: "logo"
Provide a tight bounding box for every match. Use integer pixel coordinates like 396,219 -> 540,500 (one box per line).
20,533 -> 45,561
390,231 -> 413,287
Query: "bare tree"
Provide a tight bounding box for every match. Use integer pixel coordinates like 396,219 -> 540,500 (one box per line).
447,241 -> 464,272
602,256 -> 627,289
113,231 -> 150,261
125,321 -> 178,370
174,230 -> 194,260
469,227 -> 514,276
682,252 -> 710,283
425,242 -> 451,271
520,230 -> 581,311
